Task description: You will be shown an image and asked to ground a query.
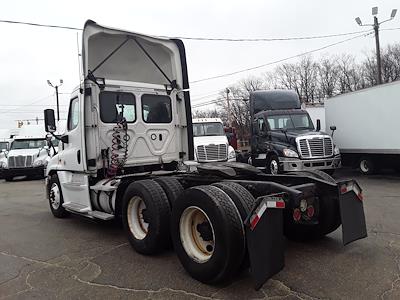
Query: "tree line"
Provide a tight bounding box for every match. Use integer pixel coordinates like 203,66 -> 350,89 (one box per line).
193,42 -> 400,142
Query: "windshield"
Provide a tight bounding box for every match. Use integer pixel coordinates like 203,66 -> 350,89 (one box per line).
267,113 -> 314,130
10,139 -> 47,150
0,142 -> 8,150
193,122 -> 225,137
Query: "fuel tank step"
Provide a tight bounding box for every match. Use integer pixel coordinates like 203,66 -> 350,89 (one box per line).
88,210 -> 115,220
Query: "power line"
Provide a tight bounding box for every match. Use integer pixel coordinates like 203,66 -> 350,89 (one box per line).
0,19 -> 80,30
190,31 -> 374,84
0,19 -> 380,42
163,29 -> 372,42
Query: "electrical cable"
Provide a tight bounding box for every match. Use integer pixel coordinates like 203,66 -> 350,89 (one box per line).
190,31 -> 374,84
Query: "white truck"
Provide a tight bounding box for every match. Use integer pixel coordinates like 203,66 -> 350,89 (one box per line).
325,81 -> 400,174
1,125 -> 50,181
42,20 -> 367,289
193,118 -> 236,162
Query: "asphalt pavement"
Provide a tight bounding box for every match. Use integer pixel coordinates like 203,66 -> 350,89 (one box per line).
0,169 -> 399,299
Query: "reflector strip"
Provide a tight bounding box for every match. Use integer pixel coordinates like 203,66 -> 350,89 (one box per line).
340,182 -> 363,201
266,200 -> 286,208
250,203 -> 267,230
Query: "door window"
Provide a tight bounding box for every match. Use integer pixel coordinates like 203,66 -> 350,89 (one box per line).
142,94 -> 172,123
67,97 -> 79,131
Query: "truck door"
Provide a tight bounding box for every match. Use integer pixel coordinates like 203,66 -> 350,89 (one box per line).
60,95 -> 86,172
252,117 -> 268,167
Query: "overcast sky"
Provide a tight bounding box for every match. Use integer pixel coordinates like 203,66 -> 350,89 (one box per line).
0,0 -> 399,129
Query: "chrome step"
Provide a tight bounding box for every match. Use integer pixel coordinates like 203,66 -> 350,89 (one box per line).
88,210 -> 114,220
62,202 -> 91,213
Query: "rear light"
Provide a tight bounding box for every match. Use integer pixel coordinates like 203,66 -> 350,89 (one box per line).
307,205 -> 315,218
293,208 -> 301,222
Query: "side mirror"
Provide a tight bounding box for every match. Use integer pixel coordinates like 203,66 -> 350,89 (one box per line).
44,109 -> 56,133
330,125 -> 336,137
316,119 -> 321,132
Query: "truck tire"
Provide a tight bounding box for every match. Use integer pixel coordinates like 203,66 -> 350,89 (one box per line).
211,182 -> 255,220
47,174 -> 69,218
4,176 -> 13,182
122,179 -> 171,255
359,157 -> 375,175
266,154 -> 280,175
153,177 -> 184,207
171,185 -> 245,284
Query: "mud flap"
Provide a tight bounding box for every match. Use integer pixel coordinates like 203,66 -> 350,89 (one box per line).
338,180 -> 367,245
244,195 -> 285,290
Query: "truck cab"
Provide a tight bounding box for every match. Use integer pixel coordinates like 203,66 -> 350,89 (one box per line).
193,118 -> 236,162
250,90 -> 341,174
1,125 -> 50,181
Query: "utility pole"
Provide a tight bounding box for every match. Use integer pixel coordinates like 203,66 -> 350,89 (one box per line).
47,79 -> 63,121
355,7 -> 397,85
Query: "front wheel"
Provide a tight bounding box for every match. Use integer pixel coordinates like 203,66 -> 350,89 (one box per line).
47,174 -> 69,218
266,155 -> 280,175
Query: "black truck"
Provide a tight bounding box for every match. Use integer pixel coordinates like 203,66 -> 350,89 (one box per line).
250,90 -> 341,174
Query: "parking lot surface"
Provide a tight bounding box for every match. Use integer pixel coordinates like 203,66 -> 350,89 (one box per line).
1,169 -> 400,299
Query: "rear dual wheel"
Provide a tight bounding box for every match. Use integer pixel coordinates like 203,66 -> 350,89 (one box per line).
171,184 -> 252,284
122,180 -> 171,255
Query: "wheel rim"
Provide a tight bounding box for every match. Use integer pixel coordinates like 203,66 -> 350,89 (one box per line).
127,196 -> 149,240
49,183 -> 61,210
360,160 -> 369,173
179,206 -> 215,263
270,159 -> 278,175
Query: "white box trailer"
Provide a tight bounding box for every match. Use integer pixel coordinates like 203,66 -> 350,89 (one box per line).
325,81 -> 400,174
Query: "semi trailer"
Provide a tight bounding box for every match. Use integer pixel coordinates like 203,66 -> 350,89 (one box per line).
43,20 -> 367,289
326,81 -> 400,174
249,90 -> 341,175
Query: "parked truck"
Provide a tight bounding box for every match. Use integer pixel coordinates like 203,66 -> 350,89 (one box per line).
193,118 -> 236,162
42,20 -> 366,289
326,81 -> 400,174
1,125 -> 50,181
249,90 -> 341,175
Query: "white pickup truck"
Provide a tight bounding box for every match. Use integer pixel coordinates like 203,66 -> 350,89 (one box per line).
193,118 -> 236,163
0,125 -> 51,181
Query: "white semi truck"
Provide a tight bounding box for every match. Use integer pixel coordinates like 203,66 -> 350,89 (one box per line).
42,20 -> 367,289
1,125 -> 50,181
193,118 -> 236,163
325,81 -> 400,174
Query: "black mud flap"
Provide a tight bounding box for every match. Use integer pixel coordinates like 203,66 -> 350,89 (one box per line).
338,180 -> 367,245
244,195 -> 286,290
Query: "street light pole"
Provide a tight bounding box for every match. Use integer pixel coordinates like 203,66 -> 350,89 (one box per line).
47,79 -> 63,121
355,7 -> 397,85
373,16 -> 382,84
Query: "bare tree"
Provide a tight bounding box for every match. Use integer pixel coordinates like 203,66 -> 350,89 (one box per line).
317,55 -> 339,98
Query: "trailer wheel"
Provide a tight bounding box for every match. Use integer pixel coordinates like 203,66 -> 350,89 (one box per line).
122,180 -> 171,255
211,182 -> 255,220
171,185 -> 245,284
153,177 -> 184,207
359,157 -> 375,175
47,174 -> 69,218
266,155 -> 280,175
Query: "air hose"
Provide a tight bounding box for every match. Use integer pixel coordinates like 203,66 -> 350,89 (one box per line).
107,117 -> 130,178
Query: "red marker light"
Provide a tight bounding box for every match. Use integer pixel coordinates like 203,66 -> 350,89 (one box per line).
293,208 -> 301,222
307,205 -> 315,218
